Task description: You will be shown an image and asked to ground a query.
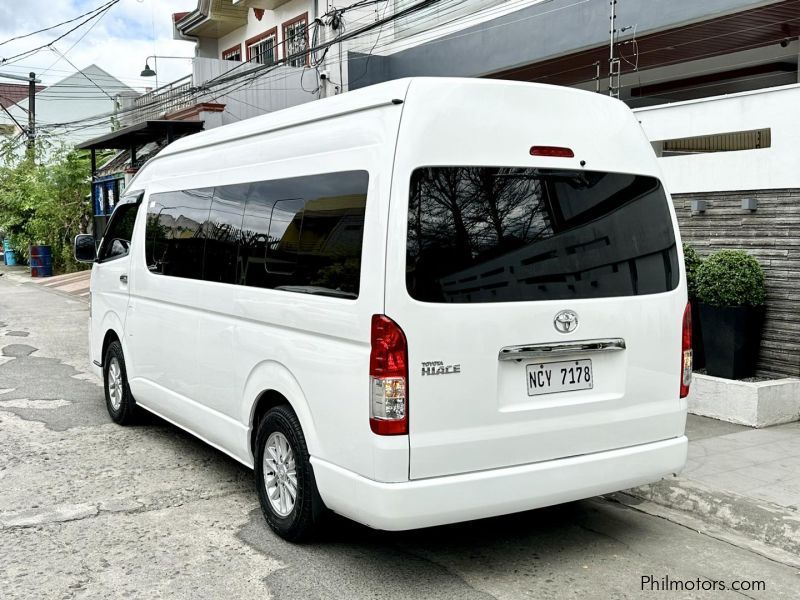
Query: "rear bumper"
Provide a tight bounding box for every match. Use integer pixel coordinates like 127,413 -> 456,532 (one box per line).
312,436 -> 687,531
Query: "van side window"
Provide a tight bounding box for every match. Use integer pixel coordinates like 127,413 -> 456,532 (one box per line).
239,170 -> 369,298
143,172 -> 369,298
99,201 -> 139,262
146,188 -> 214,279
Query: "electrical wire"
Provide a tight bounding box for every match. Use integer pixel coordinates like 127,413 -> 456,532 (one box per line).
0,0 -> 118,47
39,2 -> 114,82
0,0 -> 120,65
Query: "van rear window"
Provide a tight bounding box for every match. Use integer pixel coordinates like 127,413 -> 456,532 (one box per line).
406,167 -> 679,303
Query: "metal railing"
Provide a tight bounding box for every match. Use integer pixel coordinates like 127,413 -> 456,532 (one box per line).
121,75 -> 193,127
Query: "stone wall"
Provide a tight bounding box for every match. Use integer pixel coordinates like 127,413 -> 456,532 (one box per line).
673,189 -> 800,378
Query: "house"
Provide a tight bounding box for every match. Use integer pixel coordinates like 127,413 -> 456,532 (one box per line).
0,65 -> 137,151
338,0 -> 800,378
76,1 -> 320,238
173,0 -> 316,72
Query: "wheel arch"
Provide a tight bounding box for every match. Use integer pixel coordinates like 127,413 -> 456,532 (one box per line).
242,360 -> 319,463
99,313 -> 126,366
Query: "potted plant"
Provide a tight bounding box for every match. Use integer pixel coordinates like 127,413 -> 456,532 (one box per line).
695,250 -> 766,379
683,243 -> 705,369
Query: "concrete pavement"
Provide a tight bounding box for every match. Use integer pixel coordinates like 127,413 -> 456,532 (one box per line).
630,415 -> 800,558
1,271 -> 799,599
1,265 -> 91,299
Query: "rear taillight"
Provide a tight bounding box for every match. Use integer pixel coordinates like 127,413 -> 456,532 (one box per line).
369,315 -> 408,435
680,302 -> 693,398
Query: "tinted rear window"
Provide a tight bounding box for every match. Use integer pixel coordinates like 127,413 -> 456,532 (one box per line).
406,167 -> 678,303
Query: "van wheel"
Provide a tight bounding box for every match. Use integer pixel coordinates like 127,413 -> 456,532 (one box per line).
103,341 -> 137,425
254,405 -> 325,542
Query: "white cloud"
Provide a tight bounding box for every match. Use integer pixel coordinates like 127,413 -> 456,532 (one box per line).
0,0 -> 197,90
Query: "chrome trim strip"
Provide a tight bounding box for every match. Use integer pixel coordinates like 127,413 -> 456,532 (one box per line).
498,338 -> 626,361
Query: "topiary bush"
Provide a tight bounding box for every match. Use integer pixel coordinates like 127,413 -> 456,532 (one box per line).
695,250 -> 766,308
683,243 -> 702,300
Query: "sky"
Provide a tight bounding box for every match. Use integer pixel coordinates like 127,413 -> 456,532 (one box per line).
0,0 -> 197,92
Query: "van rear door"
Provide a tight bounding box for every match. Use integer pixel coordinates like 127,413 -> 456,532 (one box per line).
385,166 -> 687,479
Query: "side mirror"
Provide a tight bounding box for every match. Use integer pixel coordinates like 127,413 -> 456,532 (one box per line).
74,234 -> 97,263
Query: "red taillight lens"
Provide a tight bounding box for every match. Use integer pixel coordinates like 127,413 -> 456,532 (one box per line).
370,315 -> 408,435
680,302 -> 693,398
530,145 -> 575,158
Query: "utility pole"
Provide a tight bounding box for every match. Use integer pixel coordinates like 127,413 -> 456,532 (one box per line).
28,72 -> 36,155
0,70 -> 41,157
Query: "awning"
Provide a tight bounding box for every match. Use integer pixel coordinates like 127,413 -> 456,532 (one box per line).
76,119 -> 204,151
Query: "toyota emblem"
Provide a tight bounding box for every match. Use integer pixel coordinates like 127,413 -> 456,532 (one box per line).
554,310 -> 579,334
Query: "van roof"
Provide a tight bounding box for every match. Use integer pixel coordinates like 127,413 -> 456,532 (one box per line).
156,77 -> 621,160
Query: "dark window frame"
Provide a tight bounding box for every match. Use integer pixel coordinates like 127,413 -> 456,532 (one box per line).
245,27 -> 278,65
282,13 -> 309,67
221,43 -> 243,61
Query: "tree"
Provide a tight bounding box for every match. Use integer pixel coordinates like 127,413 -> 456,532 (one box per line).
0,140 -> 95,273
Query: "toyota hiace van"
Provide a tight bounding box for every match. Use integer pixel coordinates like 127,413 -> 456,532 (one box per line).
76,78 -> 691,541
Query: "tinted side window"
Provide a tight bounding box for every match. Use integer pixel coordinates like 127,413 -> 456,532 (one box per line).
99,201 -> 139,261
146,188 -> 213,279
204,186 -> 247,284
240,171 -> 369,298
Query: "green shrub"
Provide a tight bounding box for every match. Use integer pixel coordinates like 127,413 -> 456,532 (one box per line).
695,250 -> 766,307
683,243 -> 702,300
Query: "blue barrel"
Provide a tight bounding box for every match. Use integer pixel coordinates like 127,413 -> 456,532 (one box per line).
2,239 -> 11,252
29,245 -> 53,277
4,250 -> 17,266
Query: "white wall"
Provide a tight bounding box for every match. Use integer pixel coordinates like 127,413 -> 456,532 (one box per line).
634,84 -> 800,194
193,57 -> 315,125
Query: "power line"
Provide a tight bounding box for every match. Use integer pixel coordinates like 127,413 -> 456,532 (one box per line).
0,0 -> 118,48
39,2 -> 114,82
36,0 -> 447,135
0,0 -> 120,65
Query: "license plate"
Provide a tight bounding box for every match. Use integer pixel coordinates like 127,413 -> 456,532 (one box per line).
526,359 -> 593,396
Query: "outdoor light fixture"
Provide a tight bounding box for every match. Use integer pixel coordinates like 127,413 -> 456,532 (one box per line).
137,56 -> 192,83
741,198 -> 758,211
690,199 -> 707,213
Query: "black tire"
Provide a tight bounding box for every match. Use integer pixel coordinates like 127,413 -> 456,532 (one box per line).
254,404 -> 325,542
103,341 -> 138,425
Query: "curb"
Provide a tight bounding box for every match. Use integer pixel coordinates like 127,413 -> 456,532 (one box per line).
627,477 -> 800,557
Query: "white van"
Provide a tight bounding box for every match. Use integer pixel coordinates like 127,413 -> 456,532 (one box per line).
75,78 -> 691,541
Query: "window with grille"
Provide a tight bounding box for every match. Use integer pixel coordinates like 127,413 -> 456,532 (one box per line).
246,30 -> 277,65
221,44 -> 242,61
283,15 -> 308,67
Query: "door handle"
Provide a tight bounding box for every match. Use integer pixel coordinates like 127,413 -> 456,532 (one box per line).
119,274 -> 128,284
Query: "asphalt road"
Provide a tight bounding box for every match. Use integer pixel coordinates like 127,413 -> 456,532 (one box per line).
1,273 -> 798,599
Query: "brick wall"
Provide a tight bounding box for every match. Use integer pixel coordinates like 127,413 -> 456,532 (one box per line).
672,189 -> 800,378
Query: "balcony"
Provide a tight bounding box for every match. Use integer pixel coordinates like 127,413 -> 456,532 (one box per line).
118,57 -> 314,130
119,75 -> 193,127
